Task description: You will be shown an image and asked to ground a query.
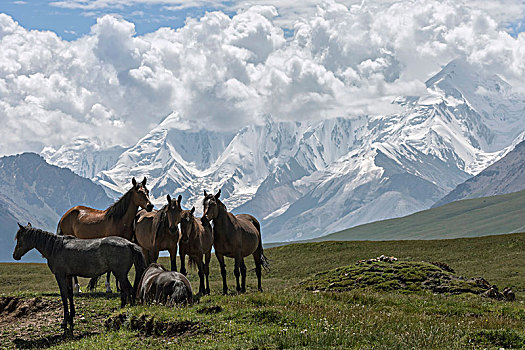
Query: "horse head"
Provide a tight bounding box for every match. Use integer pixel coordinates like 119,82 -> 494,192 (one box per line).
13,223 -> 32,260
180,207 -> 195,244
202,189 -> 221,221
166,194 -> 183,232
131,177 -> 154,212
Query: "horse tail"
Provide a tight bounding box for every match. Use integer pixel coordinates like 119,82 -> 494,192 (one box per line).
87,276 -> 100,291
131,244 -> 147,299
252,216 -> 270,271
188,255 -> 199,270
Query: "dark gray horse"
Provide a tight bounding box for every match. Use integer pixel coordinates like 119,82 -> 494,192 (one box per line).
13,223 -> 146,336
137,263 -> 193,305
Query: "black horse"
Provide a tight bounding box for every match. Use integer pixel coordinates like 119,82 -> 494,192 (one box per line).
13,223 -> 146,336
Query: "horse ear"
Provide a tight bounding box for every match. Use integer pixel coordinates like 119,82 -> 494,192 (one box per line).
17,222 -> 23,229
215,189 -> 221,199
167,194 -> 171,203
177,195 -> 182,204
191,206 -> 195,214
132,177 -> 137,187
142,177 -> 147,186
27,222 -> 32,227
203,190 -> 208,197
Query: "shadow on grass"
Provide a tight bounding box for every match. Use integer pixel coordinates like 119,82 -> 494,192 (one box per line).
13,331 -> 99,349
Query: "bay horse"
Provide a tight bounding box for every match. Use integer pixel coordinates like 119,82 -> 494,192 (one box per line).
179,206 -> 213,295
136,263 -> 193,305
57,177 -> 153,293
13,223 -> 146,336
202,189 -> 269,294
134,194 -> 183,269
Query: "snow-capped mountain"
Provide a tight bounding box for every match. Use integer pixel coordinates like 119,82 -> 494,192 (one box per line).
42,137 -> 126,180
42,60 -> 525,242
434,139 -> 525,208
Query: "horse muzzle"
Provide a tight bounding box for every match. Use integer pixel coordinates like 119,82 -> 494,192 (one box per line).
12,253 -> 21,261
146,204 -> 154,212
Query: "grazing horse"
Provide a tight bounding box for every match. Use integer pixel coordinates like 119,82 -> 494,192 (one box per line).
179,207 -> 213,295
13,223 -> 146,336
57,177 -> 153,293
202,190 -> 268,294
136,263 -> 193,305
134,194 -> 183,269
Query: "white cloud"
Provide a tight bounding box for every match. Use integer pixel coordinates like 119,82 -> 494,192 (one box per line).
0,1 -> 525,156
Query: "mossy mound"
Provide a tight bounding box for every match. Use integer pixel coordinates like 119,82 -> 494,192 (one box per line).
301,260 -> 492,295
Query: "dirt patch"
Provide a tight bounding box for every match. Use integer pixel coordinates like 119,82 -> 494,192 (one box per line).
0,296 -> 57,320
105,313 -> 203,337
0,296 -> 109,349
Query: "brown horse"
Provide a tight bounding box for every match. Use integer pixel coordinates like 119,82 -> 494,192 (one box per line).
202,189 -> 268,294
134,194 -> 183,270
179,207 -> 213,296
57,177 -> 153,293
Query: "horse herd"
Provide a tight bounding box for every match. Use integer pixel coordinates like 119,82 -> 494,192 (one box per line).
12,177 -> 269,335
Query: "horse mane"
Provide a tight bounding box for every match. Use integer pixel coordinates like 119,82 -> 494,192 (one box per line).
105,187 -> 134,220
155,204 -> 171,238
20,227 -> 63,257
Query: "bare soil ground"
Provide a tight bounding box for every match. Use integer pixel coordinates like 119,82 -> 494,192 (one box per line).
0,295 -> 109,349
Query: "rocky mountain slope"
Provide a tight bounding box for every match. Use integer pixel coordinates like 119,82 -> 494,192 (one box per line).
0,153 -> 112,261
434,140 -> 525,207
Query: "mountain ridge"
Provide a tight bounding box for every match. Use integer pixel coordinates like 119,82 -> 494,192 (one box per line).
41,59 -> 525,242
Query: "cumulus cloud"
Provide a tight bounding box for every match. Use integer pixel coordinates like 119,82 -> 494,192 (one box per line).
0,0 -> 525,156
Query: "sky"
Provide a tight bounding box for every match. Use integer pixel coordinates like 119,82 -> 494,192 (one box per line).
0,0 -> 524,156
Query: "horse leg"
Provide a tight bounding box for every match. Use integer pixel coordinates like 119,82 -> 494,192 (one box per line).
204,252 -> 211,295
234,255 -> 241,293
55,275 -> 70,335
180,252 -> 187,276
170,246 -> 178,272
216,253 -> 228,295
114,272 -> 120,292
73,276 -> 82,294
240,258 -> 247,293
253,252 -> 263,292
105,272 -> 112,293
66,276 -> 75,334
116,274 -> 133,307
197,256 -> 205,296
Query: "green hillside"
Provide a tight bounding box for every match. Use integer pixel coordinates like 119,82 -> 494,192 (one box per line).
319,188 -> 525,241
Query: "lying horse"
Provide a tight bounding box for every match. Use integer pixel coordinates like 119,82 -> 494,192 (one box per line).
179,207 -> 213,295
134,195 -> 182,270
57,177 -> 153,293
137,263 -> 192,305
13,223 -> 146,336
202,189 -> 269,294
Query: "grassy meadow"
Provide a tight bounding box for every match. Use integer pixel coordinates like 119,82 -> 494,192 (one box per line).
0,233 -> 524,349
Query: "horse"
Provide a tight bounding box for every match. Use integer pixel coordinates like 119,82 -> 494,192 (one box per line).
202,189 -> 269,294
57,177 -> 153,293
134,194 -> 183,269
13,223 -> 146,336
136,263 -> 193,305
179,206 -> 213,295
